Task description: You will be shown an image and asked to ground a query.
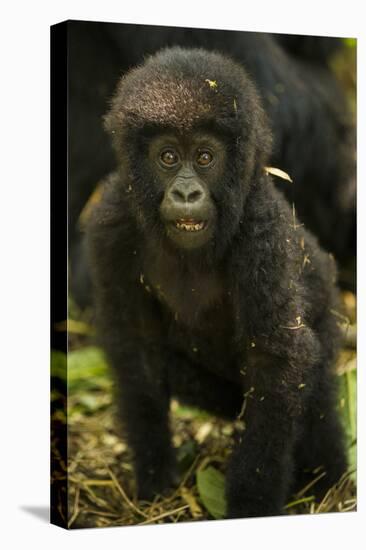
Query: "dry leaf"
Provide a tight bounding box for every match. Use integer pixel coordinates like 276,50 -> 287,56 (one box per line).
180,487 -> 203,518
264,166 -> 293,183
195,422 -> 213,443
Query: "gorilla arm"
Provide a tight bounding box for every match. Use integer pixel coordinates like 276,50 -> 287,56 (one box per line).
87,198 -> 177,500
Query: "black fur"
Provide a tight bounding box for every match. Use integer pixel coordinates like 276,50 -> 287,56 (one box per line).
87,48 -> 346,519
69,22 -> 355,265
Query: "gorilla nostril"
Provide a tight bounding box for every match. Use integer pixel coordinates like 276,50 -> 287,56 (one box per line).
171,189 -> 186,202
188,190 -> 202,203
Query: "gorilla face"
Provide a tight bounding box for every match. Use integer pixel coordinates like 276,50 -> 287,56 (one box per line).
105,47 -> 272,258
149,131 -> 226,250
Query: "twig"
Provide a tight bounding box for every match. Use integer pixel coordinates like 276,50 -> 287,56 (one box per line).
83,479 -> 115,487
284,495 -> 315,510
330,308 -> 351,325
83,508 -> 121,518
138,505 -> 190,525
295,471 -> 327,498
68,486 -> 81,528
315,472 -> 353,513
291,203 -> 303,231
280,324 -> 306,330
104,463 -> 149,519
81,483 -> 110,508
165,454 -> 201,504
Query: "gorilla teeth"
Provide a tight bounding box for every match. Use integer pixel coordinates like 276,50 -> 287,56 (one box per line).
175,221 -> 205,232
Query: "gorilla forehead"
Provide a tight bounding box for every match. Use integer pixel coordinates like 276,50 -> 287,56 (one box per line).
123,77 -> 215,131
106,47 -> 258,134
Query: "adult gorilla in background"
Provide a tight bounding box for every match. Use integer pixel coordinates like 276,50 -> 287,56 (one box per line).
68,22 -> 356,309
86,48 -> 346,519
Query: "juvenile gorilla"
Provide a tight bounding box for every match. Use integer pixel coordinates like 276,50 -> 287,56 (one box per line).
87,48 -> 346,519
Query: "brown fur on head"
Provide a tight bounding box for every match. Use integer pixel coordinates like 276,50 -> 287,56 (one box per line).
104,47 -> 272,181
111,76 -> 214,131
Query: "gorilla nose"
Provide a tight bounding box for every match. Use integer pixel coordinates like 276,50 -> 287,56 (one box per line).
170,181 -> 203,204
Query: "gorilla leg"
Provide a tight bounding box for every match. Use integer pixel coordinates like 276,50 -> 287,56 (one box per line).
293,373 -> 347,499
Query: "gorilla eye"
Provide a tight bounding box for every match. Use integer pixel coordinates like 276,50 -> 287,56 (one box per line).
160,149 -> 179,167
196,150 -> 213,167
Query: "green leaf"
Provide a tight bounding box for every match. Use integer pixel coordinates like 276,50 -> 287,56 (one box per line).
177,440 -> 198,473
51,346 -> 112,391
343,38 -> 356,49
77,393 -> 107,412
174,404 -> 211,421
51,350 -> 67,380
68,346 -> 112,392
68,346 -> 109,379
196,466 -> 227,519
338,366 -> 357,480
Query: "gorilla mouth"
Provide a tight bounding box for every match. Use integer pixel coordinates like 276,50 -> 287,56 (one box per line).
174,219 -> 207,232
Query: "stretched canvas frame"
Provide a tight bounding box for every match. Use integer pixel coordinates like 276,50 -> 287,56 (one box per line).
50,20 -> 356,529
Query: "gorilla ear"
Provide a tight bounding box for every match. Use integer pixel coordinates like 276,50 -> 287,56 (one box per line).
103,105 -> 129,152
103,108 -> 116,136
103,83 -> 126,136
238,100 -> 272,183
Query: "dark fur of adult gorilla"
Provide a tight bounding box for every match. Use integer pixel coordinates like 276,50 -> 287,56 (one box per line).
87,47 -> 346,519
